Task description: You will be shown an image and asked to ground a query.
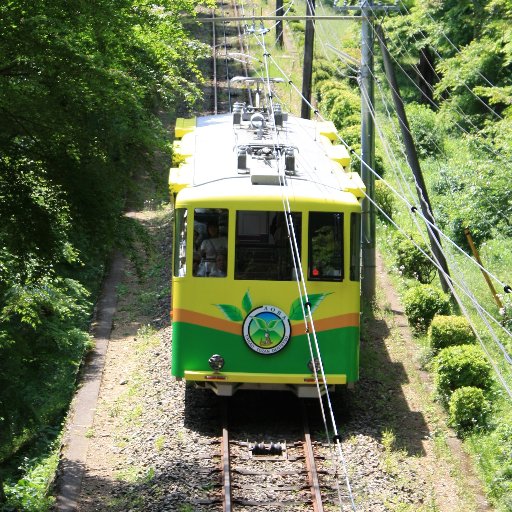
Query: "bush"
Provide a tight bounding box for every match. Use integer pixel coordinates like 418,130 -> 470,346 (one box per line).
448,386 -> 489,436
435,345 -> 493,401
406,103 -> 444,157
393,235 -> 436,283
429,315 -> 476,354
375,180 -> 395,220
403,284 -> 451,332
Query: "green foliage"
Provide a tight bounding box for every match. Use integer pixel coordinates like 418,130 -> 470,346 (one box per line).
406,103 -> 444,157
483,419 -> 512,509
434,345 -> 493,401
433,140 -> 512,246
0,0 -> 208,500
403,284 -> 451,332
428,315 -> 476,355
393,235 -> 436,284
374,180 -> 395,221
317,80 -> 360,139
448,386 -> 490,437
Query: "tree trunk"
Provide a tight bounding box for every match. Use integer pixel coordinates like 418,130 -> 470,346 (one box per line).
417,46 -> 436,106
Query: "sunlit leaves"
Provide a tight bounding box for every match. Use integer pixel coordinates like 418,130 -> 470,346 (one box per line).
288,293 -> 332,321
215,304 -> 244,322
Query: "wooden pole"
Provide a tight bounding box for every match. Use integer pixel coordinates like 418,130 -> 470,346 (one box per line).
301,0 -> 315,119
376,24 -> 452,295
464,228 -> 503,310
276,0 -> 284,47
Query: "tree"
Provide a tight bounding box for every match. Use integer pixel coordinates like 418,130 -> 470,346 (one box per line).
0,0 -> 208,472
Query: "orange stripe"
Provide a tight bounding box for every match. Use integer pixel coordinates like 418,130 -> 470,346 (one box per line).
173,308 -> 242,335
291,313 -> 359,337
173,309 -> 359,336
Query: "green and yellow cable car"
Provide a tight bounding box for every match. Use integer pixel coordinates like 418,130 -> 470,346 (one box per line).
170,94 -> 364,396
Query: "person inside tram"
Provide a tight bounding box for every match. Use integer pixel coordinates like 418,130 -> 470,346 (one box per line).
200,220 -> 227,275
209,251 -> 227,277
192,252 -> 205,276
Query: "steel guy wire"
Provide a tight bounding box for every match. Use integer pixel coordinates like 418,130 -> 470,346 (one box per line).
397,0 -> 505,97
361,80 -> 512,353
365,190 -> 512,401
365,19 -> 512,228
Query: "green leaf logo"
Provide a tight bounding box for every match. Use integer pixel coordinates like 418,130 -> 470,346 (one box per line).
252,317 -> 268,330
242,290 -> 253,314
215,304 -> 243,321
288,293 -> 332,321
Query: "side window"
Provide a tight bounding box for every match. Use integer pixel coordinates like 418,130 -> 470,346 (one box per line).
308,212 -> 343,281
174,208 -> 188,277
235,211 -> 301,281
194,208 -> 228,277
350,212 -> 361,281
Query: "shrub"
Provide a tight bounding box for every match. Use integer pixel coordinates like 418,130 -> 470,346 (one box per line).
435,345 -> 493,401
406,103 -> 444,157
429,315 -> 476,354
375,180 -> 395,220
448,386 -> 489,436
403,284 -> 450,332
393,235 -> 436,283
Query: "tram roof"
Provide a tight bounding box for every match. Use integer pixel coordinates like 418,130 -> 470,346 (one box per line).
173,112 -> 363,207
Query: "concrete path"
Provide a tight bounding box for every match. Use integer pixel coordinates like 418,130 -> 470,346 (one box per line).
54,252 -> 125,511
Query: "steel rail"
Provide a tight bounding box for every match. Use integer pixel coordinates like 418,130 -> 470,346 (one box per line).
221,398 -> 232,512
302,403 -> 325,512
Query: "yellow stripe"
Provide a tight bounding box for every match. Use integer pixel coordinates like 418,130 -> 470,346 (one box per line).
184,371 -> 346,384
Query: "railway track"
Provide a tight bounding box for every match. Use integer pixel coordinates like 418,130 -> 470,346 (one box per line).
196,396 -> 350,511
202,0 -> 253,115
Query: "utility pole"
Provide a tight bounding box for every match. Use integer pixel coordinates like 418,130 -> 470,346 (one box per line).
376,24 -> 452,294
301,0 -> 316,119
276,0 -> 284,47
334,1 -> 398,303
360,0 -> 376,302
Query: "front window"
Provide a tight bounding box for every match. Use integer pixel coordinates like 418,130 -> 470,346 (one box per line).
194,208 -> 228,277
308,212 -> 343,281
235,211 -> 301,280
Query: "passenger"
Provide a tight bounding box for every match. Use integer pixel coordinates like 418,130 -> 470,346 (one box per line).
193,252 -> 206,276
209,252 -> 227,277
200,221 -> 227,274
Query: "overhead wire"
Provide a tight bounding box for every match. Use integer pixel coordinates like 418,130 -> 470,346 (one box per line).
353,27 -> 512,351
397,0 -> 505,115
358,13 -> 512,263
232,6 -> 512,503
250,25 -> 358,512
262,29 -> 512,396
377,2 -> 512,169
354,54 -> 512,372
359,79 -> 512,373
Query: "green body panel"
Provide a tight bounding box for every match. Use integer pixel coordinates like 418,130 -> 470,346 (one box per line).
171,322 -> 359,382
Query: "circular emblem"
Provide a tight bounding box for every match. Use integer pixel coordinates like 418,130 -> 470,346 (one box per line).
242,305 -> 291,355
